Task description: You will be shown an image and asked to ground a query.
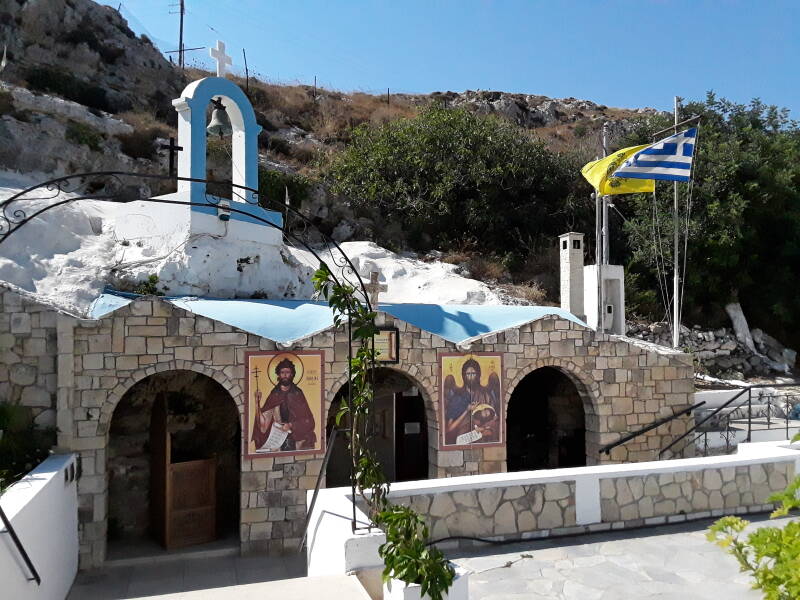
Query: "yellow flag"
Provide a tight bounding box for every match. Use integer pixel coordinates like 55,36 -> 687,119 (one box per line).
581,145 -> 655,195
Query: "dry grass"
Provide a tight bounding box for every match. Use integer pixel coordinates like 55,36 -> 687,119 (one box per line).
184,67 -> 416,153
499,282 -> 552,305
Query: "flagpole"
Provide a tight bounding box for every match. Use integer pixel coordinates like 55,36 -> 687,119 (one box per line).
672,96 -> 680,349
598,122 -> 611,334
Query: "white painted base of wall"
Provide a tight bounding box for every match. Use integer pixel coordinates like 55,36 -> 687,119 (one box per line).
307,441 -> 800,579
384,567 -> 469,600
0,454 -> 78,600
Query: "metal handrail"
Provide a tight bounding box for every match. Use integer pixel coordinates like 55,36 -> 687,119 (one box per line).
660,382 -> 800,458
299,427 -> 341,551
0,504 -> 40,585
598,402 -> 705,455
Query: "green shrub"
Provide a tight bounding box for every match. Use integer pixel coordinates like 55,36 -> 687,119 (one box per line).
133,274 -> 164,296
0,403 -> 54,490
326,106 -> 586,256
0,90 -> 30,122
258,167 -> 310,209
65,121 -> 103,152
708,434 -> 800,599
26,66 -> 113,112
117,128 -> 163,160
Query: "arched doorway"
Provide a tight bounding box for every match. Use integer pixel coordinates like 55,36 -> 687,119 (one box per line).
107,370 -> 240,552
326,369 -> 429,487
506,367 -> 586,471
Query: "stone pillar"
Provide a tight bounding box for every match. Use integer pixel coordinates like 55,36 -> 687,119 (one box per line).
56,313 -> 76,449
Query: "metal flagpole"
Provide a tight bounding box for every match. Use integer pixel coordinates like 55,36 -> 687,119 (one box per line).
672,97 -> 680,348
598,122 -> 610,334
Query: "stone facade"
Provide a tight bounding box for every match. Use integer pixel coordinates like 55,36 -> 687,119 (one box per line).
600,461 -> 794,523
390,482 -> 576,544
0,290 -> 58,428
0,287 -> 696,569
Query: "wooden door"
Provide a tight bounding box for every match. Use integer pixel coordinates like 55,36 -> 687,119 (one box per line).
167,458 -> 216,549
150,395 -> 217,550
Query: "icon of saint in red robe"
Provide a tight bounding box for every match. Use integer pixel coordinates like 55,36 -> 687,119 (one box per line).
252,357 -> 316,452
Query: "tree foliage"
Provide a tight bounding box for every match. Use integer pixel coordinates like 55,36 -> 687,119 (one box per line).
327,106 -> 588,256
620,94 -> 800,341
708,434 -> 800,599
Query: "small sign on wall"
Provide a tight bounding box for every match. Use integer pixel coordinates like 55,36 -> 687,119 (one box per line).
374,327 -> 399,363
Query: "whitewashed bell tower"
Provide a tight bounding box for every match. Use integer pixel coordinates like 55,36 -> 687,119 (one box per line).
115,41 -> 282,246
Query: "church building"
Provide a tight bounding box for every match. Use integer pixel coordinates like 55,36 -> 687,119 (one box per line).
0,60 -> 695,569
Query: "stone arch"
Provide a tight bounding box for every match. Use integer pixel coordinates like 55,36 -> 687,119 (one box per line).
505,358 -> 601,469
325,364 -> 437,423
324,364 -> 438,483
104,366 -> 242,551
172,76 -> 262,204
505,357 -> 599,419
98,360 -> 242,436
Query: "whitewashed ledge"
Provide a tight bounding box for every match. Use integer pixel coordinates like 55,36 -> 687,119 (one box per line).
306,440 -> 800,583
0,453 -> 79,600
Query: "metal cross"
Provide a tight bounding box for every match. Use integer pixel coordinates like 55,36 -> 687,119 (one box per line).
159,137 -> 183,177
209,40 -> 232,78
365,271 -> 388,306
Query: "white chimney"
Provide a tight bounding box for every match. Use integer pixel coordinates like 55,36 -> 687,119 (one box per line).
559,232 -> 585,320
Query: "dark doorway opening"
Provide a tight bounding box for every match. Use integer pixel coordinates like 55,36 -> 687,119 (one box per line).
326,369 -> 429,487
108,370 -> 240,551
506,367 -> 586,472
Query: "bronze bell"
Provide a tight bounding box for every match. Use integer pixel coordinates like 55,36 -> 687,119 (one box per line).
206,97 -> 233,137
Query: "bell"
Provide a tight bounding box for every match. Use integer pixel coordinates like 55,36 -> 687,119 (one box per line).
206,97 -> 232,137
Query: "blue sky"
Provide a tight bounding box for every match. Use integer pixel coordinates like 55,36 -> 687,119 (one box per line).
103,1 -> 799,117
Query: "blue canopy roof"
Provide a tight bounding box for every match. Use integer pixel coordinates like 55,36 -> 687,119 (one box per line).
88,292 -> 585,344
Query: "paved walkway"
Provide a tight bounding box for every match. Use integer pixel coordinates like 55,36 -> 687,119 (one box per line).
70,515 -> 788,599
448,515 -> 786,600
68,554 -> 312,599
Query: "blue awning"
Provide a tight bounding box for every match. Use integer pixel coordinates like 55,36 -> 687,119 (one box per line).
88,291 -> 586,345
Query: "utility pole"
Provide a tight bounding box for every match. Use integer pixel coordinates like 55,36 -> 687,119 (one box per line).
168,1 -> 186,68
177,0 -> 185,68
672,96 -> 681,349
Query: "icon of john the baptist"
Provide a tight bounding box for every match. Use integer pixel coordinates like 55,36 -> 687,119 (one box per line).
251,357 -> 317,452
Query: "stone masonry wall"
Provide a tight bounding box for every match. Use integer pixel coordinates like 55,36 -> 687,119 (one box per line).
2,288 -> 696,568
64,298 -> 330,568
390,482 -> 576,545
0,289 -> 58,428
372,312 -> 696,475
600,461 -> 795,525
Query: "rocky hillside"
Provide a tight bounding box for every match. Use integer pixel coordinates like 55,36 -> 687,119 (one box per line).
0,0 -> 184,116
0,0 -> 663,171
628,321 -> 797,379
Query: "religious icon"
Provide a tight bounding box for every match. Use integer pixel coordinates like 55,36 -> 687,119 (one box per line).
439,353 -> 503,449
244,351 -> 324,458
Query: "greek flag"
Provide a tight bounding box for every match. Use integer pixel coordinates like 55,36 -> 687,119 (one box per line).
611,128 -> 697,182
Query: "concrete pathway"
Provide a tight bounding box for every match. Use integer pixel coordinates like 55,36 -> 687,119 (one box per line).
448,515 -> 787,600
67,554 -> 339,599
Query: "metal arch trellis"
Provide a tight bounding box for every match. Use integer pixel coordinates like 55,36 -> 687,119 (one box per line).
0,170 -> 377,538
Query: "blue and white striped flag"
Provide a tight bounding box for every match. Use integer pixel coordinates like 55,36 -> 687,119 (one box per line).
611,128 -> 697,182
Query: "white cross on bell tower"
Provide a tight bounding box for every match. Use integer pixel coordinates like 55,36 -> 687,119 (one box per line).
209,40 -> 232,78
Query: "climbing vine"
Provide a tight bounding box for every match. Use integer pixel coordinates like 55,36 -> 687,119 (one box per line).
313,263 -> 455,600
